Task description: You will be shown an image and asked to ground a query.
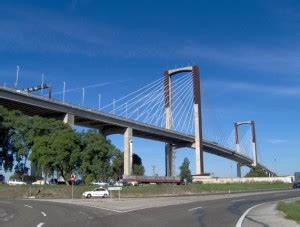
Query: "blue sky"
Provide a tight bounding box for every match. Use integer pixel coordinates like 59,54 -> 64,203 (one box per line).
1,0 -> 300,177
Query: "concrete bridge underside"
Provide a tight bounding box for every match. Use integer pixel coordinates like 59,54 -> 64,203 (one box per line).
0,86 -> 276,176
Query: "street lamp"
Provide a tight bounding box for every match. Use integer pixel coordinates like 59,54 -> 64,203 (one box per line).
274,158 -> 277,175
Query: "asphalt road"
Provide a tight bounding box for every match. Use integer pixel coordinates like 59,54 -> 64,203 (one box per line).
1,189 -> 300,227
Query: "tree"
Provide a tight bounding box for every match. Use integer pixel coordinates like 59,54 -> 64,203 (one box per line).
132,164 -> 145,176
112,151 -> 123,180
132,154 -> 145,176
0,106 -> 30,173
30,128 -> 81,184
111,152 -> 145,178
80,131 -> 119,182
245,166 -> 269,177
0,106 -> 68,175
179,157 -> 192,183
0,106 -> 14,171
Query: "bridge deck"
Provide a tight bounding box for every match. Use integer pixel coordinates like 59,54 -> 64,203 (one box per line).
0,86 -> 274,175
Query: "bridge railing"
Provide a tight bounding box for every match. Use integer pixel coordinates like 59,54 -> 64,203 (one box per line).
0,85 -> 195,138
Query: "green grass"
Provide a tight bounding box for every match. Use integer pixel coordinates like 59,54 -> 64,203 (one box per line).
0,182 -> 291,199
277,200 -> 300,223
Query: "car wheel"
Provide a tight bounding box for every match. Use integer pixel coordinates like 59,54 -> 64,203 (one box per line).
103,194 -> 108,198
86,194 -> 92,198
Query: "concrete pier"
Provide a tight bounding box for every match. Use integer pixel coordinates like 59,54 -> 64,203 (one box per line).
123,127 -> 133,177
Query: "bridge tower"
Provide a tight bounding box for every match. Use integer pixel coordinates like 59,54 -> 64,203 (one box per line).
164,65 -> 204,176
235,121 -> 258,177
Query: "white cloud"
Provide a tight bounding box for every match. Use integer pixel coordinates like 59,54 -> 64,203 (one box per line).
178,43 -> 300,76
267,139 -> 287,144
204,79 -> 300,97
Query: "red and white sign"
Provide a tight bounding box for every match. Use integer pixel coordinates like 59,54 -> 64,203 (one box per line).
70,175 -> 76,182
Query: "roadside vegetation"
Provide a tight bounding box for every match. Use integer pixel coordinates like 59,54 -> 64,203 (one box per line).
245,166 -> 269,177
277,200 -> 300,223
0,106 -> 144,184
0,182 -> 292,199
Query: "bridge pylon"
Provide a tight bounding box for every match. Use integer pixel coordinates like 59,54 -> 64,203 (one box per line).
164,65 -> 204,176
235,121 -> 258,177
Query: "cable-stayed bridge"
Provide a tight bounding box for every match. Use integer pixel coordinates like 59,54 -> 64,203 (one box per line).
0,65 -> 276,178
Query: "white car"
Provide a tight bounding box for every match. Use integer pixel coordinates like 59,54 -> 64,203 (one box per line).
90,181 -> 108,187
82,187 -> 109,198
32,180 -> 48,185
8,179 -> 26,185
114,181 -> 123,186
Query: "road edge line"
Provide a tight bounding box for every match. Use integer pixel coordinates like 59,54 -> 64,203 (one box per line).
236,203 -> 266,227
236,196 -> 300,227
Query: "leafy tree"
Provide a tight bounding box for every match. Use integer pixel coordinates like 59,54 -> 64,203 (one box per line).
245,166 -> 269,177
0,106 -> 29,172
132,164 -> 145,176
30,128 -> 81,184
0,105 -> 147,183
112,151 -> 123,180
80,131 -> 119,182
112,152 -> 145,178
179,157 -> 192,183
132,154 -> 145,176
0,106 -> 14,171
0,106 -> 67,174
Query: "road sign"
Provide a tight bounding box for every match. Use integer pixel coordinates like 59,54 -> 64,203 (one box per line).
70,175 -> 76,200
108,187 -> 122,191
70,175 -> 75,181
108,187 -> 122,200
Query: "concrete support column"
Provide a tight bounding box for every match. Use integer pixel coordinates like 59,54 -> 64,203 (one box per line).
165,105 -> 174,176
235,123 -> 242,177
165,143 -> 175,177
251,121 -> 258,167
193,65 -> 204,175
63,113 -> 75,126
164,70 -> 175,177
252,142 -> 257,167
194,103 -> 204,175
123,127 -> 133,177
237,163 -> 242,178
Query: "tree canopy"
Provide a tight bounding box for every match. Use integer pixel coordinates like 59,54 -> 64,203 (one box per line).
0,105 -> 140,184
179,157 -> 192,183
245,166 -> 269,177
111,152 -> 145,179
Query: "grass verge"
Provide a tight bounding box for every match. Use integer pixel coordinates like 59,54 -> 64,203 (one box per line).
277,200 -> 300,223
0,182 -> 292,199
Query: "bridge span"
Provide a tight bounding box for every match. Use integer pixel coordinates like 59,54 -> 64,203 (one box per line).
0,85 -> 276,177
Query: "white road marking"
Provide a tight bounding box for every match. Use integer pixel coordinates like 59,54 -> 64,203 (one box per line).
82,201 -> 192,214
0,201 -> 12,204
3,214 -> 15,222
188,206 -> 203,212
41,212 -> 47,217
123,202 -> 192,213
24,205 -> 33,208
274,193 -> 287,197
37,223 -> 44,227
231,199 -> 246,203
236,203 -> 267,227
236,197 -> 298,227
83,205 -> 123,213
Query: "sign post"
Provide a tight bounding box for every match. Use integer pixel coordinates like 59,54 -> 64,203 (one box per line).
70,175 -> 75,199
108,186 -> 122,201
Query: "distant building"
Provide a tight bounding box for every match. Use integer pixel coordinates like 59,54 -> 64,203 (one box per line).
295,172 -> 300,182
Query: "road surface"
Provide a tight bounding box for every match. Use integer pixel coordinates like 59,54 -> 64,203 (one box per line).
0,189 -> 299,227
